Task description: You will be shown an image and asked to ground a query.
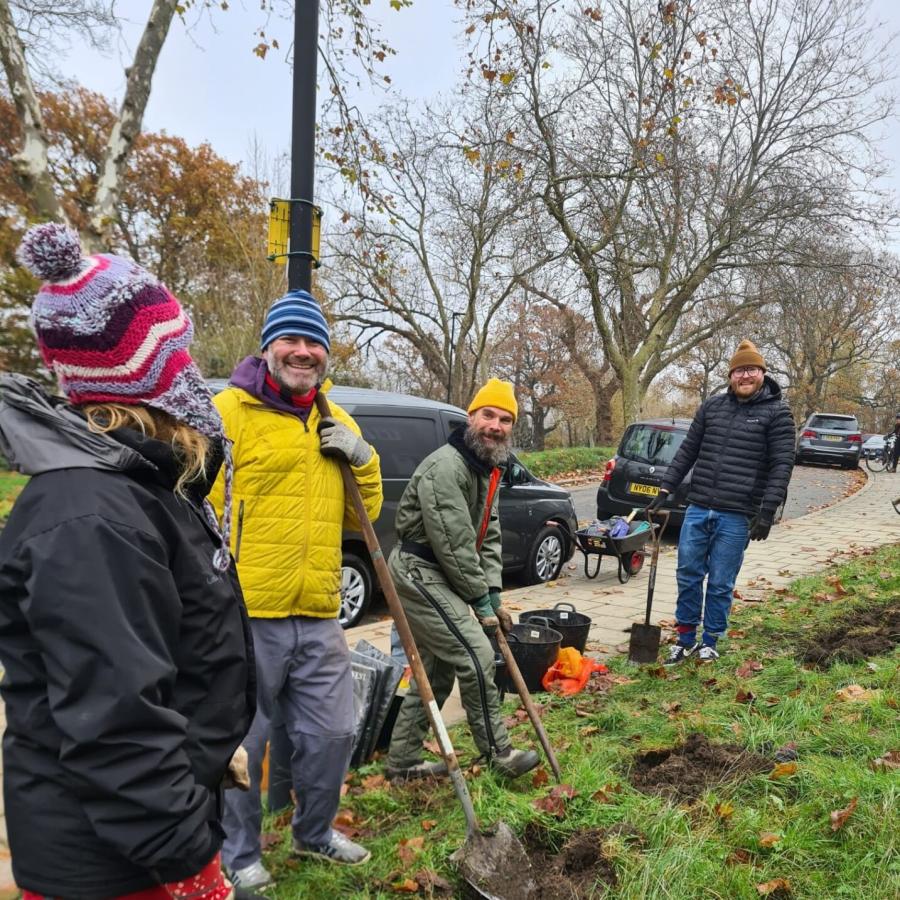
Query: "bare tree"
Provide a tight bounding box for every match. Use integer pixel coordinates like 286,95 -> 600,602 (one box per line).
323,92 -> 556,406
459,0 -> 896,424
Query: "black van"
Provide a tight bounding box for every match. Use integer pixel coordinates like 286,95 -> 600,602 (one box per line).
209,381 -> 578,627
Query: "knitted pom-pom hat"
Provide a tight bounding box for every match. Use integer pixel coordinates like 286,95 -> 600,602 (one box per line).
17,222 -> 233,570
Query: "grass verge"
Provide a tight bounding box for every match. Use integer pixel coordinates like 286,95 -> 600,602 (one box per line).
262,543 -> 900,899
518,446 -> 616,481
0,470 -> 27,523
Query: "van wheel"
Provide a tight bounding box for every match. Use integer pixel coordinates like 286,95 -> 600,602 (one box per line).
524,525 -> 565,585
340,551 -> 373,629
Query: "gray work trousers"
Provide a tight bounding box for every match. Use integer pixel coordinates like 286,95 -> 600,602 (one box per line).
222,616 -> 354,871
386,549 -> 510,769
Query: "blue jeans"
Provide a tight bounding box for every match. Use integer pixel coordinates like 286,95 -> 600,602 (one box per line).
674,505 -> 749,648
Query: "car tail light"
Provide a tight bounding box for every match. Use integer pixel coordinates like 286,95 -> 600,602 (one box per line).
849,433 -> 862,443
602,458 -> 616,484
801,430 -> 816,439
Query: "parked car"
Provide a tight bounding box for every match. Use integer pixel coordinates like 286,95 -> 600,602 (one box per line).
861,433 -> 885,460
795,413 -> 862,468
208,381 -> 578,627
596,418 -> 694,528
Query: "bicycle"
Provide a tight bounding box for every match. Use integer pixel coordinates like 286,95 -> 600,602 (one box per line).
865,433 -> 896,473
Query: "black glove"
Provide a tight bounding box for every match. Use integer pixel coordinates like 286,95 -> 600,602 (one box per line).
646,490 -> 669,513
749,513 -> 773,541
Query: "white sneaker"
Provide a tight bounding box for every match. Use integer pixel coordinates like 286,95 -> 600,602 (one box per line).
293,830 -> 371,866
696,645 -> 720,662
227,859 -> 273,889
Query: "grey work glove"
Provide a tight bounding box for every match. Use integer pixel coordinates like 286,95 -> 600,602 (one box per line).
473,593 -> 499,634
646,489 -> 668,513
318,417 -> 373,467
748,512 -> 773,542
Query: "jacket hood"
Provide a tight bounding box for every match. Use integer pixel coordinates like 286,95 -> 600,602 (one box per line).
0,372 -> 154,477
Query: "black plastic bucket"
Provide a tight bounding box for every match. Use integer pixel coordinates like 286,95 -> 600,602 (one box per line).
519,602 -> 592,654
494,622 -> 562,694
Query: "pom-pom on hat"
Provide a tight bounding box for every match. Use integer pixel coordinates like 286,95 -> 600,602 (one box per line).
17,222 -> 233,570
260,289 -> 331,352
728,339 -> 766,375
468,378 -> 518,422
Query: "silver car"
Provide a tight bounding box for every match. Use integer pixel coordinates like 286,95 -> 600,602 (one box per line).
795,413 -> 862,468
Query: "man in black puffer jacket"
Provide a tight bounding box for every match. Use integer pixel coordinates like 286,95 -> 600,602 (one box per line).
649,340 -> 795,664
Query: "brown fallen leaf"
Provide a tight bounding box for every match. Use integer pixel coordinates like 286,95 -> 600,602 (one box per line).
259,831 -> 283,851
714,801 -> 735,819
333,809 -> 361,837
736,660 -> 764,678
362,773 -> 389,791
829,796 -> 858,831
532,767 -> 550,788
736,688 -> 756,704
662,701 -> 682,713
758,831 -> 782,848
414,869 -> 452,893
580,725 -> 600,736
391,878 -> 420,893
826,576 -> 848,596
727,848 -> 753,865
533,784 -> 578,818
591,783 -> 622,804
397,835 -> 425,867
423,739 -> 441,755
421,819 -> 438,832
733,589 -> 745,600
756,878 -> 791,895
835,684 -> 876,703
728,628 -> 747,638
870,750 -> 900,772
770,762 -> 797,779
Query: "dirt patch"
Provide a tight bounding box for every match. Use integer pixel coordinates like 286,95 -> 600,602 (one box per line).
798,600 -> 900,668
630,732 -> 772,802
521,823 -> 624,898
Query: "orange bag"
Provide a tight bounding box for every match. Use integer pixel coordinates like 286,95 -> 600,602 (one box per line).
541,646 -> 608,694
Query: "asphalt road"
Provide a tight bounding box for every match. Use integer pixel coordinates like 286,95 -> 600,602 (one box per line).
567,463 -> 864,525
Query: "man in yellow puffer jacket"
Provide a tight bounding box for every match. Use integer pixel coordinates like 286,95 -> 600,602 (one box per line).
209,290 -> 382,889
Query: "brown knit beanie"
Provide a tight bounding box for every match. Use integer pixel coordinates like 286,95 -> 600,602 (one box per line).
728,339 -> 766,374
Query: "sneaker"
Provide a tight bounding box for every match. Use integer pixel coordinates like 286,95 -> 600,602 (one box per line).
293,830 -> 371,866
385,759 -> 449,781
227,860 -> 273,890
664,641 -> 699,666
490,746 -> 540,778
696,644 -> 720,662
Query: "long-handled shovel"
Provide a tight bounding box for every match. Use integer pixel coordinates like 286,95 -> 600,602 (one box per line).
315,393 -> 537,900
494,628 -> 562,783
628,509 -> 670,664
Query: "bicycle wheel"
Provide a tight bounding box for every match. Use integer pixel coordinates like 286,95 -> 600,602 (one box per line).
865,453 -> 887,473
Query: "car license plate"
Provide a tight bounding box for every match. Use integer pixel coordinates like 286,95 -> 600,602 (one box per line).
823,434 -> 843,442
629,482 -> 659,496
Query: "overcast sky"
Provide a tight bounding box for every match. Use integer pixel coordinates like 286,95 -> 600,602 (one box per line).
59,0 -> 900,230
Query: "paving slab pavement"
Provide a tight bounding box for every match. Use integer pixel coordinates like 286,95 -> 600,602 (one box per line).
0,471 -> 896,895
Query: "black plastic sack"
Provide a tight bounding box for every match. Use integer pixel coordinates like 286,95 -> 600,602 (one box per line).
349,651 -> 378,767
351,639 -> 404,766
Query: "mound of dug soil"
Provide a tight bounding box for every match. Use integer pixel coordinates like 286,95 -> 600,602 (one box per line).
630,732 -> 772,802
798,600 -> 900,668
522,823 -> 630,899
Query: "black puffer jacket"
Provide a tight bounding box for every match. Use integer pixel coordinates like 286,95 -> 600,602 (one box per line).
661,376 -> 795,517
0,377 -> 255,898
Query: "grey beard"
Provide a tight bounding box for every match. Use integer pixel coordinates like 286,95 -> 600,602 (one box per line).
464,424 -> 511,467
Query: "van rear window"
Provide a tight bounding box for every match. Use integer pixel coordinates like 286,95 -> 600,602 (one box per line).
620,425 -> 687,465
354,415 -> 440,479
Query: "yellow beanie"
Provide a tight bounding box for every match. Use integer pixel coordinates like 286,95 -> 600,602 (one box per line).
468,378 -> 518,422
728,339 -> 766,374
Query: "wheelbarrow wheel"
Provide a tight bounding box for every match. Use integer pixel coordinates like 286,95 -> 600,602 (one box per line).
628,551 -> 645,576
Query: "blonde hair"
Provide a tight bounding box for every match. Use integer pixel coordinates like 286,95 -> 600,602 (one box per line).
83,403 -> 210,497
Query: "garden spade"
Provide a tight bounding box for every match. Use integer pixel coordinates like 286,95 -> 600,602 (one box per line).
315,392 -> 537,900
628,509 -> 669,664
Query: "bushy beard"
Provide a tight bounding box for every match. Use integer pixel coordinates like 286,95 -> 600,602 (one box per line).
464,424 -> 511,467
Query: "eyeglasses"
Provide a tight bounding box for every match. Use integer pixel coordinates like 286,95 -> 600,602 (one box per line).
732,366 -> 761,377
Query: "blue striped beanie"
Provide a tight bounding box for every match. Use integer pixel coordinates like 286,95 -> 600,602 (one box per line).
260,290 -> 331,352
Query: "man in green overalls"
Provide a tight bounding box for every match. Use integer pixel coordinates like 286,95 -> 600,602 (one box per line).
385,379 -> 540,781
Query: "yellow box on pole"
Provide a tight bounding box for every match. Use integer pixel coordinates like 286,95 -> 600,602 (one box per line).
267,198 -> 322,267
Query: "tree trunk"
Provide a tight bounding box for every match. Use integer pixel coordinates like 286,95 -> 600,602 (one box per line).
86,0 -> 179,250
0,0 -> 68,224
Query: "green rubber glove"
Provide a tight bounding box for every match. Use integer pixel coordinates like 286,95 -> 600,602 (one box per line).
489,589 -> 502,612
472,593 -> 494,620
